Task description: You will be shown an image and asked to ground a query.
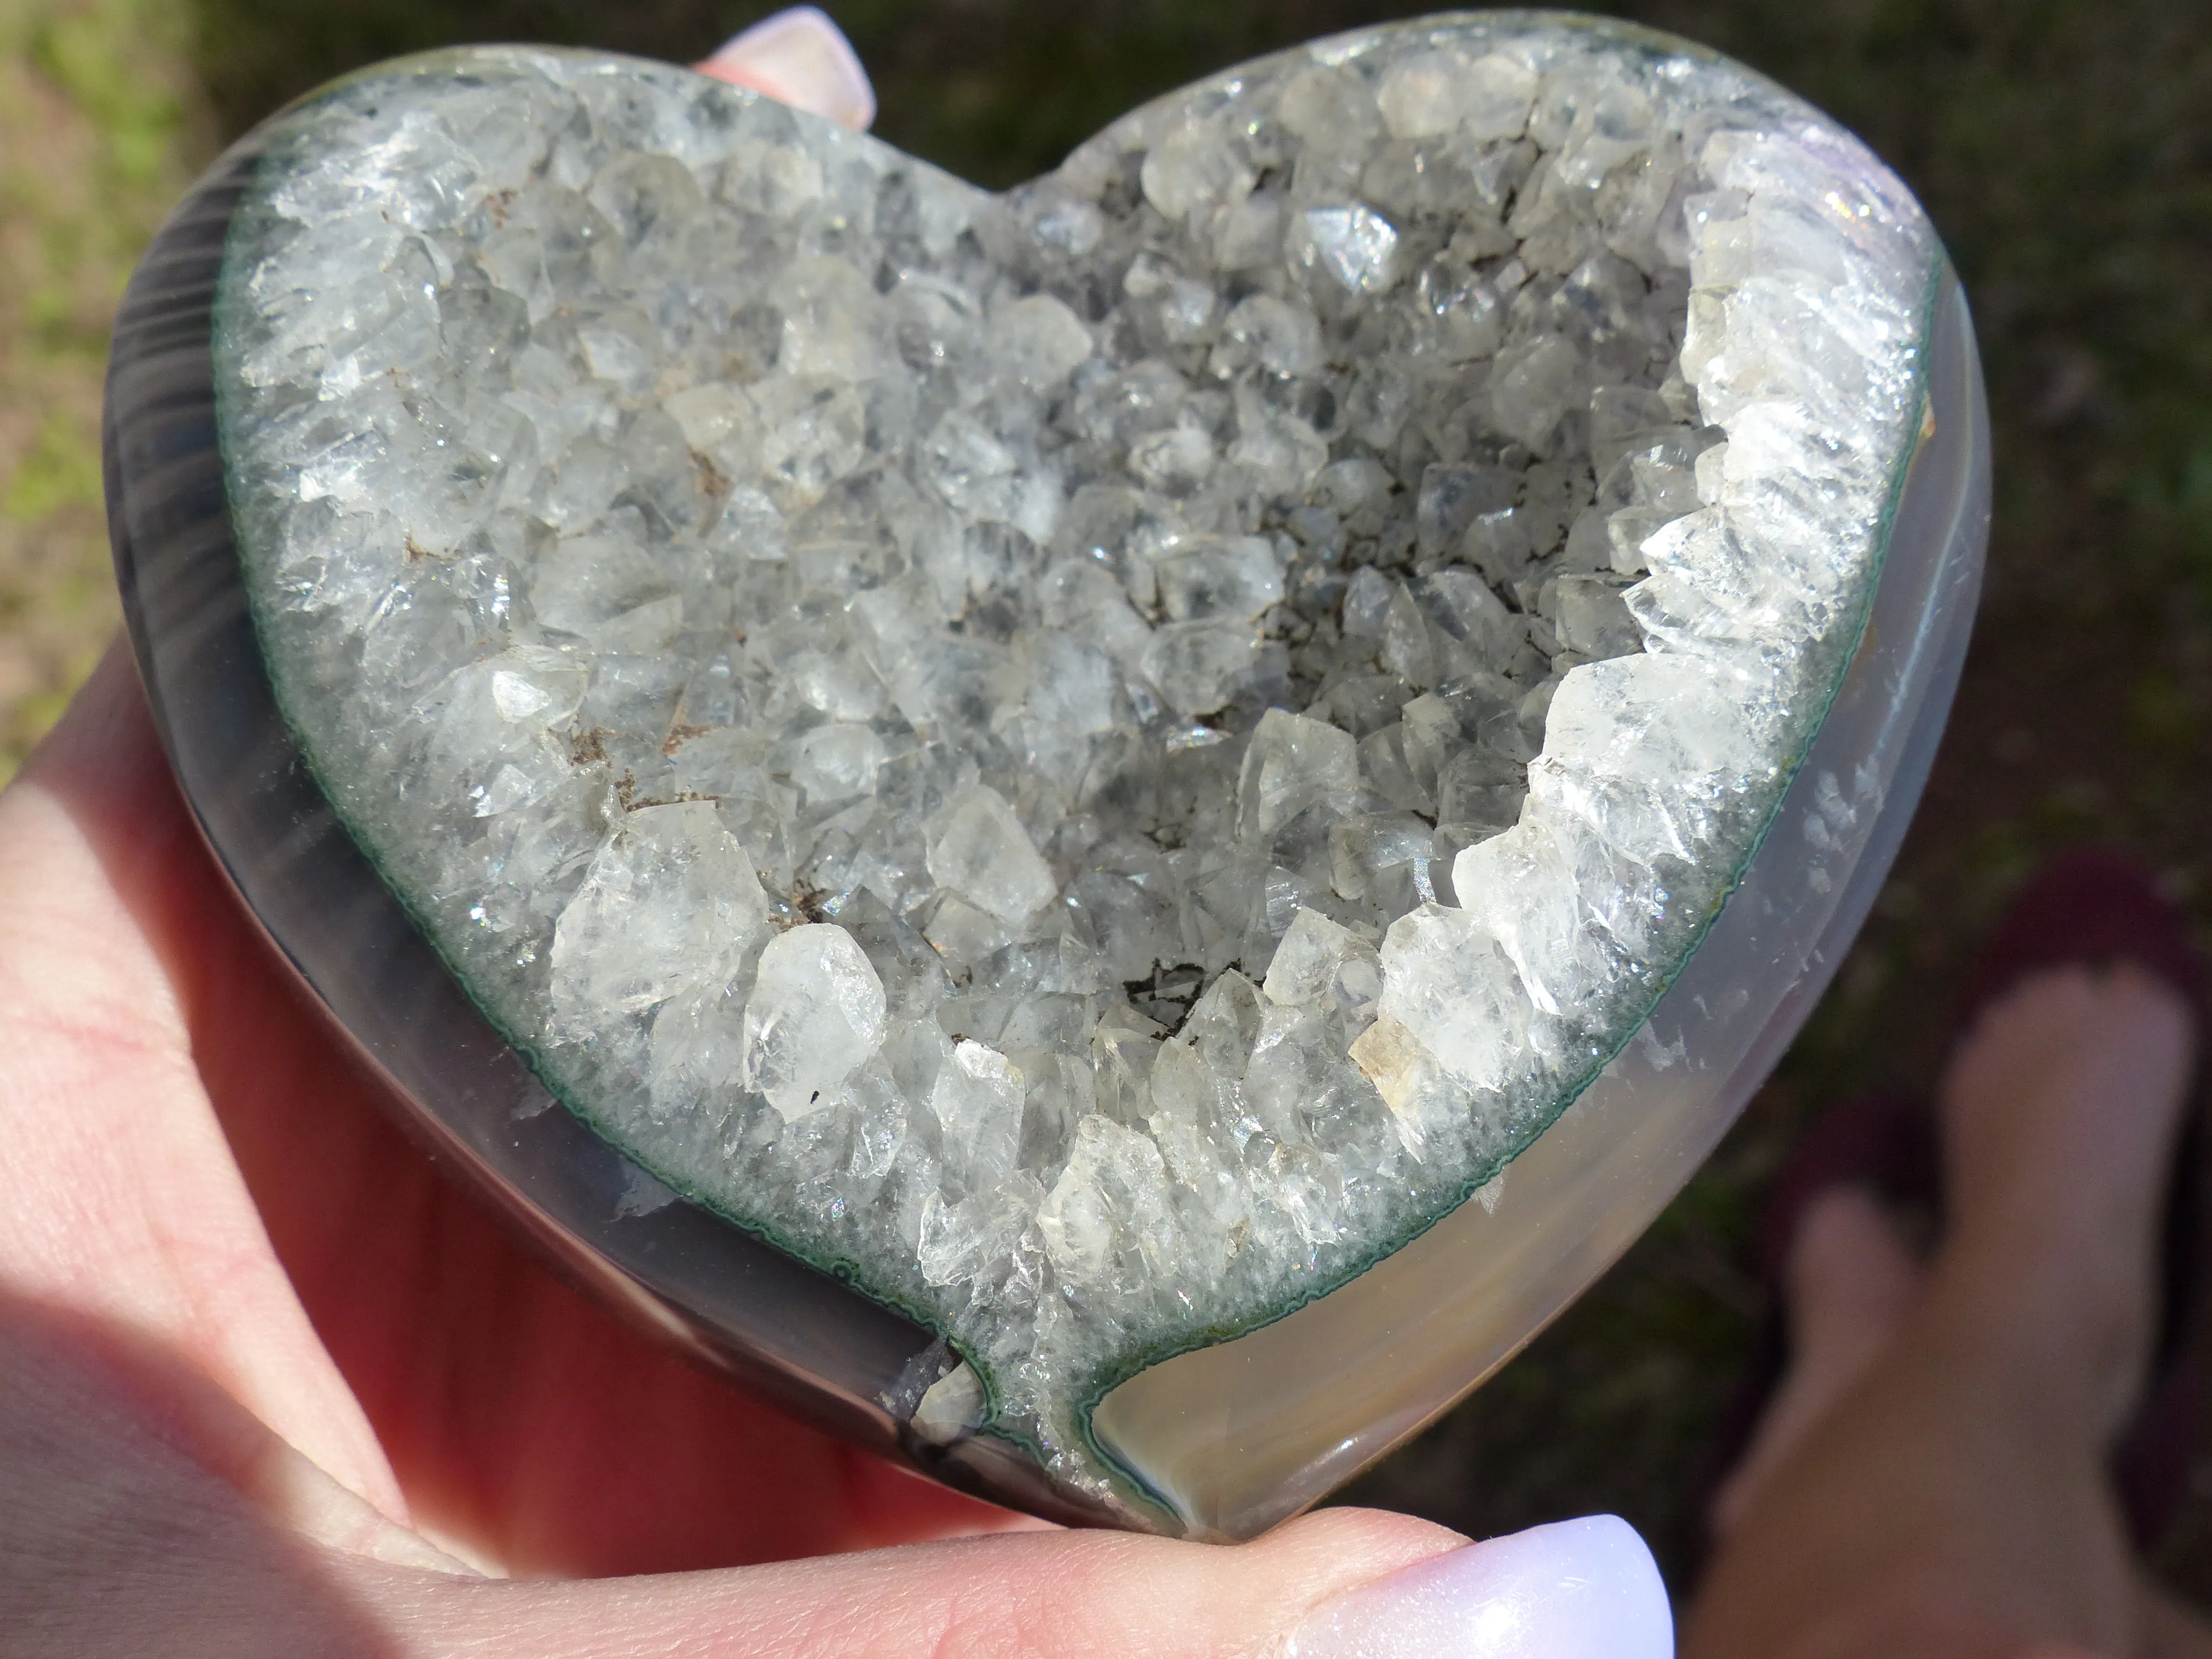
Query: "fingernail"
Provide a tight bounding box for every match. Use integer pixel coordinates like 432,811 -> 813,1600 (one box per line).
696,7 -> 876,132
1285,1516 -> 1673,1659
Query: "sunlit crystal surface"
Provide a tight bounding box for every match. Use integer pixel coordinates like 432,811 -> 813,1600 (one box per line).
216,20 -> 1936,1504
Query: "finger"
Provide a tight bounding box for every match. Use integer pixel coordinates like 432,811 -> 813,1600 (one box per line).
1280,1516 -> 1674,1659
0,1284 -> 474,1659
695,6 -> 877,131
0,640 -> 408,1524
36,643 -> 1004,1572
7,1272 -> 1671,1659
0,1288 -> 465,1580
244,1092 -> 1030,1575
368,1508 -> 1671,1659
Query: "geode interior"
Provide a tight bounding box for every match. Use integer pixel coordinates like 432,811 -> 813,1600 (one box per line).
214,15 -> 1937,1505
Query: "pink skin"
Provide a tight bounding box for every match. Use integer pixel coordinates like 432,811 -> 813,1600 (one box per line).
1693,963 -> 2212,1659
0,21 -> 1676,1650
694,8 -> 876,131
0,20 -> 1673,1630
0,653 -> 1675,1646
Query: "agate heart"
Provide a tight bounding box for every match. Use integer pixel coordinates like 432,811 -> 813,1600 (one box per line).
107,13 -> 1989,1536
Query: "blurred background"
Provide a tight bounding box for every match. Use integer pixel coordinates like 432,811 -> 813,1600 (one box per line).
7,0 -> 2212,1594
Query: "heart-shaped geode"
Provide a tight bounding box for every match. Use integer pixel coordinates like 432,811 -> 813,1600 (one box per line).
182,13 -> 1949,1517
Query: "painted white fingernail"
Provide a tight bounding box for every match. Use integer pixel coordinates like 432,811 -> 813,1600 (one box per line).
1285,1516 -> 1673,1659
696,7 -> 875,131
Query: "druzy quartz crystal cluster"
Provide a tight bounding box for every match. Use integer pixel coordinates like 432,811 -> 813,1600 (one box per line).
215,17 -> 1937,1503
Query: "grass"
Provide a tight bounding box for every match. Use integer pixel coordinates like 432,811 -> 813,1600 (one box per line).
0,0 -> 204,775
11,0 -> 2212,1598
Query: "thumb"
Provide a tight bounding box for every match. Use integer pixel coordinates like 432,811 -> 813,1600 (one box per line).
1,1293 -> 1670,1657
695,6 -> 877,131
365,1509 -> 1672,1658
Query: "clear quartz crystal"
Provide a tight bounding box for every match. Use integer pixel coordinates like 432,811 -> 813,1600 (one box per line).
742,923 -> 890,1120
218,19 -> 1936,1507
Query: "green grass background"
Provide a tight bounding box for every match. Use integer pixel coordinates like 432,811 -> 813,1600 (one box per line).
8,0 -> 2212,1595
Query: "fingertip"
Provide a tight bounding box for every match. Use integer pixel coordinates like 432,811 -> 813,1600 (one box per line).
695,7 -> 876,131
1284,1514 -> 1673,1658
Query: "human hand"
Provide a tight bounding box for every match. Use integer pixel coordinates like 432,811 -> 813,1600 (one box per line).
0,18 -> 1673,1656
1,655 -> 1677,1650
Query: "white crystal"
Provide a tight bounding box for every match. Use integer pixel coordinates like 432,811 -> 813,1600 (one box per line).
1371,905 -> 1522,1092
1238,708 -> 1359,843
1264,907 -> 1381,1022
1154,535 -> 1285,622
927,785 -> 1058,925
1039,1115 -> 1173,1293
1140,118 -> 1255,221
1553,575 -> 1641,660
1329,812 -> 1437,901
548,801 -> 771,1030
789,723 -> 885,805
1303,206 -> 1400,295
994,293 -> 1094,388
1141,619 -> 1259,717
1376,49 -> 1478,139
911,1361 -> 989,1444
932,1039 -> 1026,1179
1223,294 -> 1323,376
741,923 -> 890,1120
1490,336 -> 1586,450
1459,54 -> 1542,140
